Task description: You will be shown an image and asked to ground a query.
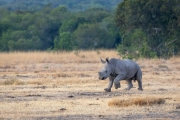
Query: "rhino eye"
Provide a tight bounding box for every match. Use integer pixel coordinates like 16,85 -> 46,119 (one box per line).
105,70 -> 107,73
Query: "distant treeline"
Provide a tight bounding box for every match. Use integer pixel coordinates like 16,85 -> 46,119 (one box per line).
0,0 -> 180,59
0,5 -> 121,51
0,0 -> 122,11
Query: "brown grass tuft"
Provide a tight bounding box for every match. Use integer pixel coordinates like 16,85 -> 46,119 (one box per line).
1,79 -> 26,85
108,97 -> 165,107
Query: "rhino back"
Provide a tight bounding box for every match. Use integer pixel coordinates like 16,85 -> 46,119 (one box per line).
113,59 -> 140,79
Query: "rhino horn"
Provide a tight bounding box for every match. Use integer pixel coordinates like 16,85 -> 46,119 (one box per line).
106,57 -> 109,63
100,58 -> 106,64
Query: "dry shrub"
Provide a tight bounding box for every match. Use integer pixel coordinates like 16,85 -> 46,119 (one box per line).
52,73 -> 72,78
155,65 -> 169,71
27,81 -> 42,85
25,79 -> 53,85
170,56 -> 180,64
51,72 -> 92,78
77,73 -> 92,77
176,67 -> 180,71
108,97 -> 165,107
153,72 -> 160,75
1,79 -> 26,85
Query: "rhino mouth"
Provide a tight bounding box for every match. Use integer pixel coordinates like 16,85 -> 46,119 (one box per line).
99,77 -> 106,80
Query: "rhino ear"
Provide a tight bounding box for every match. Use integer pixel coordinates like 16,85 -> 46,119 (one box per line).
100,58 -> 106,64
106,57 -> 109,63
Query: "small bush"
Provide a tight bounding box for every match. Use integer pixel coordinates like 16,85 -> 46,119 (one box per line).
1,79 -> 26,85
108,97 -> 165,107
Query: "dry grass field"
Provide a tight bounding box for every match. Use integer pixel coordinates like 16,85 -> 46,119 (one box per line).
0,50 -> 180,120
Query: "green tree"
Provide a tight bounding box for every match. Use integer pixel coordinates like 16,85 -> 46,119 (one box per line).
0,30 -> 12,51
8,36 -> 42,51
115,0 -> 180,58
60,16 -> 86,33
81,8 -> 110,23
100,16 -> 121,47
117,29 -> 156,59
54,32 -> 74,51
72,24 -> 115,49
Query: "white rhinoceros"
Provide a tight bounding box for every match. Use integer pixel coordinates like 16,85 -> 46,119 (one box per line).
98,58 -> 143,92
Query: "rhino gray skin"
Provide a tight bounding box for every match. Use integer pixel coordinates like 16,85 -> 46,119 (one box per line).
98,58 -> 143,92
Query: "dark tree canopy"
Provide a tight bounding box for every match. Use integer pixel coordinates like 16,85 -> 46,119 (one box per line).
115,0 -> 180,58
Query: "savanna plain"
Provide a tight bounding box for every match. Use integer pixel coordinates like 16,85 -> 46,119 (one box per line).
0,50 -> 180,120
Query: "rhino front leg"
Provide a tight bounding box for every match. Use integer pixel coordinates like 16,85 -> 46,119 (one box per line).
104,76 -> 115,92
114,74 -> 126,89
125,79 -> 133,90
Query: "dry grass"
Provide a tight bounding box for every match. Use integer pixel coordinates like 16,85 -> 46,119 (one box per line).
0,50 -> 180,119
0,50 -> 118,66
0,79 -> 26,85
108,97 -> 165,107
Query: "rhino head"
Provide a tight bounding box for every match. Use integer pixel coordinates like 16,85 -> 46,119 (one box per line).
98,58 -> 112,80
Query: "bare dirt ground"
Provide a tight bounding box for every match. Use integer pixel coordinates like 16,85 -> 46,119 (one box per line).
0,50 -> 180,120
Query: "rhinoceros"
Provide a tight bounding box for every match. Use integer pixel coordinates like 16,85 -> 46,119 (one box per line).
98,58 -> 143,92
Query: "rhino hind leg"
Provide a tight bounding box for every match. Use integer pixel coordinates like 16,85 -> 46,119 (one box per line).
114,82 -> 120,89
126,79 -> 133,90
136,69 -> 143,91
104,88 -> 111,92
138,81 -> 143,91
